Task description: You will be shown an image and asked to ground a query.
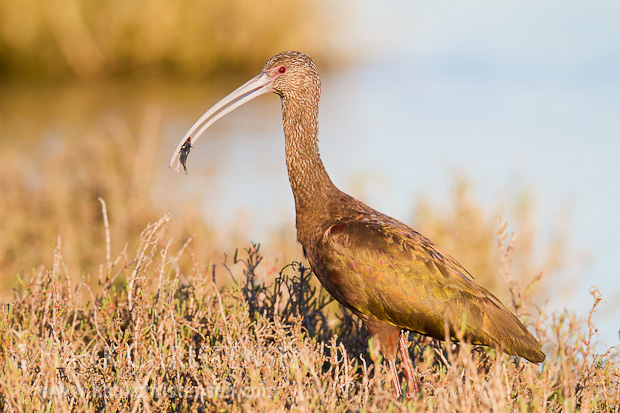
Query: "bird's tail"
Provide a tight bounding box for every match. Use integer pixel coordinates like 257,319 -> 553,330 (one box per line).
481,301 -> 545,363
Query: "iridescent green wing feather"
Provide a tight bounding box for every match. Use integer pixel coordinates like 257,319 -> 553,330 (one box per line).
320,218 -> 544,362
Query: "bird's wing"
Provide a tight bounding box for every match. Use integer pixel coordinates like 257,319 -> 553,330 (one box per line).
319,218 -> 544,361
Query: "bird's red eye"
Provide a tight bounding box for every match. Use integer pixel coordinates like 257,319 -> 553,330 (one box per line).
279,66 -> 286,73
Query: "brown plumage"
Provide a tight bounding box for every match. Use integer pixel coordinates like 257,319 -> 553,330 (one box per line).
170,51 -> 545,399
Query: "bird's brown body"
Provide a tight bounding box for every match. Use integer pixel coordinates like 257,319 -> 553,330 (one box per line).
170,51 -> 545,399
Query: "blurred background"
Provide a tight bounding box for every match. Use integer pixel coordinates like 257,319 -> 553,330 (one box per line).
0,0 -> 618,349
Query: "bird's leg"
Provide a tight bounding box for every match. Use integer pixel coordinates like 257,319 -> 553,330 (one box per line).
399,332 -> 420,399
387,358 -> 403,399
363,317 -> 405,399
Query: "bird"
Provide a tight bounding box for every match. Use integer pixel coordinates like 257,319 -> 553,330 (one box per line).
169,51 -> 545,400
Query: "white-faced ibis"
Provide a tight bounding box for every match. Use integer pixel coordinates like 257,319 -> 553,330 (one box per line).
170,51 -> 545,399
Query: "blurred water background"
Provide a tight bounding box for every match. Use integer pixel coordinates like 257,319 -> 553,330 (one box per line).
1,0 -> 618,349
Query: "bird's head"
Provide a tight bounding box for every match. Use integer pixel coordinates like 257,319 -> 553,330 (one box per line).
169,51 -> 318,172
263,51 -> 320,100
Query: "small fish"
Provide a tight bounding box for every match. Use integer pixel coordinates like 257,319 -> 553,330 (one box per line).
180,137 -> 193,175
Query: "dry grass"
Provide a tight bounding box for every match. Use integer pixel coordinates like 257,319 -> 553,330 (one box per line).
0,111 -> 618,411
0,109 -> 211,291
0,209 -> 618,411
0,0 -> 336,80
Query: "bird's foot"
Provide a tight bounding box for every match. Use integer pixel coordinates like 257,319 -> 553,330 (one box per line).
404,376 -> 420,401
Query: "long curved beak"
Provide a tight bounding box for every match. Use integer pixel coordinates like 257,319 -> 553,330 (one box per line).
169,71 -> 275,172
